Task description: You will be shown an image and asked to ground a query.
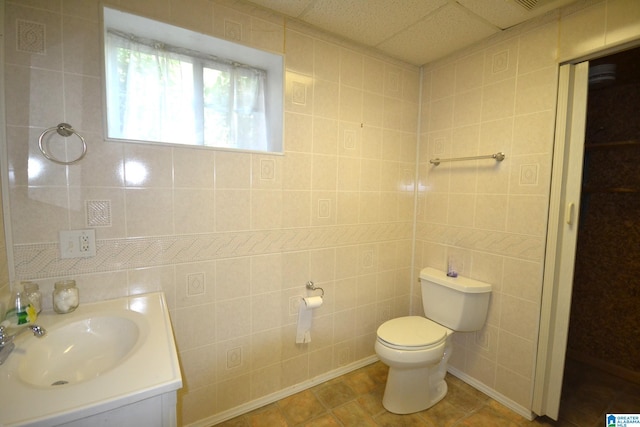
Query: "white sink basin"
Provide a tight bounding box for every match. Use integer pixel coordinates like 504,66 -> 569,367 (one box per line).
18,315 -> 141,387
0,292 -> 182,427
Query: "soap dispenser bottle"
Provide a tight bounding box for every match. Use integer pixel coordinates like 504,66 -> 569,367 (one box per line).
3,282 -> 38,327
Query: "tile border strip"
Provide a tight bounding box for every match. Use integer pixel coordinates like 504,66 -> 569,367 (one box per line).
14,223 -> 413,279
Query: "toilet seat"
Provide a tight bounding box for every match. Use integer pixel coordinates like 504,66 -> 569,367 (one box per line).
377,316 -> 448,351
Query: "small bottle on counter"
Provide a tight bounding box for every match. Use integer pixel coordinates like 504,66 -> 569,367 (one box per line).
22,281 -> 42,314
4,282 -> 38,326
53,280 -> 79,314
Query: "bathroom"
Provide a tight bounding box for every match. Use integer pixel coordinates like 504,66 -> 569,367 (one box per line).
0,0 -> 639,426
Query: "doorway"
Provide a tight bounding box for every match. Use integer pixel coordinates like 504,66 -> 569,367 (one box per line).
533,45 -> 640,421
565,47 -> 640,381
557,46 -> 640,425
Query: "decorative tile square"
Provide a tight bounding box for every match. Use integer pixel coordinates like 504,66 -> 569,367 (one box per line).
292,81 -> 307,105
318,199 -> 331,218
226,346 -> 242,369
17,19 -> 46,54
187,272 -> 205,296
520,164 -> 539,185
401,168 -> 414,191
361,250 -> 374,269
492,50 -> 510,74
86,200 -> 112,227
433,137 -> 446,155
386,71 -> 400,94
343,129 -> 356,150
224,19 -> 242,41
260,159 -> 275,181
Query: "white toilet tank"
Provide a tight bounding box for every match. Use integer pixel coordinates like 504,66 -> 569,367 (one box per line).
420,267 -> 491,332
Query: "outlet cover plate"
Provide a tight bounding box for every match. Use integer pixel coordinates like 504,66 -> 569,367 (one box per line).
59,229 -> 96,258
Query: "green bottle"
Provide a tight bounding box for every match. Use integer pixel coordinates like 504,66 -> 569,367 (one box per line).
4,282 -> 37,327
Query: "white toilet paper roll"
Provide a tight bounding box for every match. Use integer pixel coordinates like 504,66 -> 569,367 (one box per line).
303,296 -> 323,308
295,296 -> 323,344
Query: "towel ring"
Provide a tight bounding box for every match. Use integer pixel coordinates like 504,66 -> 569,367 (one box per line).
38,123 -> 87,165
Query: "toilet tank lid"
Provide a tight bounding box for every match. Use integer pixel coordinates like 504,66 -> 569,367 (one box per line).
419,267 -> 492,293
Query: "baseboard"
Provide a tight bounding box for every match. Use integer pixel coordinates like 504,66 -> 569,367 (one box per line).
185,355 -> 379,427
186,357 -> 535,426
447,367 -> 535,421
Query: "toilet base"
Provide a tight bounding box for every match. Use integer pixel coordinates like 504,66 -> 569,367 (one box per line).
377,334 -> 453,414
381,365 -> 447,414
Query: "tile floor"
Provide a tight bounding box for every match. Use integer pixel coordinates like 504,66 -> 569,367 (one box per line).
558,358 -> 640,427
216,359 -> 640,426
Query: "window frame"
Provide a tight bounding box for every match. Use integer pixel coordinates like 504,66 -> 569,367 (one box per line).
102,6 -> 284,154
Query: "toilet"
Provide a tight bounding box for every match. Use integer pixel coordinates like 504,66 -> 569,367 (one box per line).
375,267 -> 492,414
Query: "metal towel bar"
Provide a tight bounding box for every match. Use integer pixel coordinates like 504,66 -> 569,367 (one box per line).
430,152 -> 505,166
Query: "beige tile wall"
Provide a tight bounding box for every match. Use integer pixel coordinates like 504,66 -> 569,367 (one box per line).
3,0 -> 417,424
3,0 -> 640,424
415,0 -> 640,411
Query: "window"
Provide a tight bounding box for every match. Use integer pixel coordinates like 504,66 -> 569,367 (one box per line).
103,7 -> 283,153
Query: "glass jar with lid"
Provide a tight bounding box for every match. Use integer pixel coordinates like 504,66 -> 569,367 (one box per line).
53,280 -> 79,314
22,281 -> 42,314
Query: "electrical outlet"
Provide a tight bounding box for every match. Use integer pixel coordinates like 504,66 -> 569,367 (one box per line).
80,234 -> 90,252
59,229 -> 96,259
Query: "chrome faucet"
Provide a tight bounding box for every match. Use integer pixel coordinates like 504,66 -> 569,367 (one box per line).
0,323 -> 46,365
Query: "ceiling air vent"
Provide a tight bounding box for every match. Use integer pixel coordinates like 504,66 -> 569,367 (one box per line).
512,0 -> 576,11
514,0 -> 539,10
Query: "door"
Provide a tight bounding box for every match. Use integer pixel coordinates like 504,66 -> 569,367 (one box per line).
532,61 -> 589,419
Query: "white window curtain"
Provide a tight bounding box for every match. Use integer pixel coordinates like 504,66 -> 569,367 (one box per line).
105,30 -> 268,150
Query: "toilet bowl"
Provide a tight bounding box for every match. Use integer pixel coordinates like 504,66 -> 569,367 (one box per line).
375,316 -> 452,414
375,267 -> 491,414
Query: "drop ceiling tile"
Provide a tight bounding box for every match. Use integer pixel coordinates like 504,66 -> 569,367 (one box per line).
299,0 -> 448,46
246,0 -> 315,17
457,0 -> 533,29
458,0 -> 578,29
245,0 -> 578,66
377,3 -> 499,65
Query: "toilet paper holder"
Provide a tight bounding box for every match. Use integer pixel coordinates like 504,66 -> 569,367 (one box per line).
305,281 -> 324,298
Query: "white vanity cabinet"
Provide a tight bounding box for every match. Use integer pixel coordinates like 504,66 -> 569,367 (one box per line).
57,392 -> 177,427
0,293 -> 182,427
